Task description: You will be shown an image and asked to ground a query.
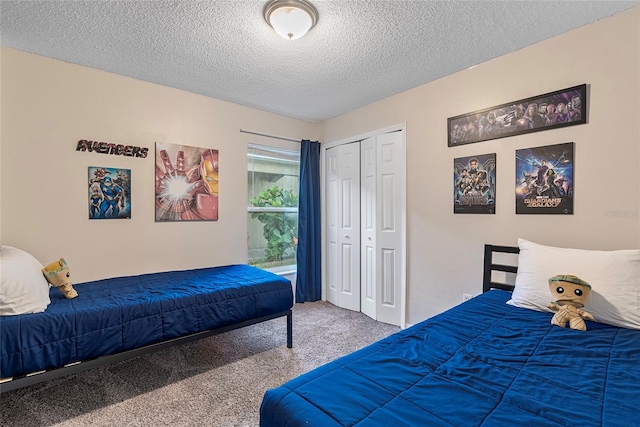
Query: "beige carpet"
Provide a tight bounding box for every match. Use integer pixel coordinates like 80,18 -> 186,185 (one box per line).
0,301 -> 399,427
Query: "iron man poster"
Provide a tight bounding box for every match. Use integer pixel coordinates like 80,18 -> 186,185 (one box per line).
155,142 -> 219,221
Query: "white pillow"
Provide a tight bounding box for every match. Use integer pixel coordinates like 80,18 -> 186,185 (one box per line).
0,245 -> 51,316
507,238 -> 640,329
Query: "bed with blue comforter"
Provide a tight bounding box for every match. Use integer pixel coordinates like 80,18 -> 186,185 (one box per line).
1,264 -> 293,388
260,289 -> 640,426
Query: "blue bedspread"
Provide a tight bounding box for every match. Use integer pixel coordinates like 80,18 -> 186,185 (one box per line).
1,264 -> 292,378
260,290 -> 640,426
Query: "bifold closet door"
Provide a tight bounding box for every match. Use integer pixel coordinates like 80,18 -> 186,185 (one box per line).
374,131 -> 403,326
360,132 -> 403,325
326,142 -> 361,311
360,136 -> 376,319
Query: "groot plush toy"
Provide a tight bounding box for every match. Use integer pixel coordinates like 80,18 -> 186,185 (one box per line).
547,274 -> 593,331
42,258 -> 78,299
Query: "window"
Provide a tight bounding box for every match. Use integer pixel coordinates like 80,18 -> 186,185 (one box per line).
247,144 -> 300,270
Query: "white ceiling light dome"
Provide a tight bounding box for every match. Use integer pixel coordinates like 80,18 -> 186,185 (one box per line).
264,0 -> 319,40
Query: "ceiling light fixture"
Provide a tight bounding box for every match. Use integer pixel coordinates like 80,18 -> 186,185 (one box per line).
263,0 -> 318,40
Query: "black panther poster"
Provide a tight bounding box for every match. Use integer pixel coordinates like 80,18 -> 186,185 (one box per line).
515,142 -> 574,214
454,153 -> 496,214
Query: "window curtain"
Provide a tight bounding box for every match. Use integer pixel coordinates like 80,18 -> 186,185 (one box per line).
296,140 -> 321,302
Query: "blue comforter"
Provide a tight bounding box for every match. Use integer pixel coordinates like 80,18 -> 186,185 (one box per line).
260,290 -> 640,426
1,264 -> 292,378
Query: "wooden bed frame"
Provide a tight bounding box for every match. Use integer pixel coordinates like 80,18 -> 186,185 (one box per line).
0,310 -> 292,393
482,244 -> 519,293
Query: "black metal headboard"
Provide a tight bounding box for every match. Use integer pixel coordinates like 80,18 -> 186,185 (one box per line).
483,244 -> 519,293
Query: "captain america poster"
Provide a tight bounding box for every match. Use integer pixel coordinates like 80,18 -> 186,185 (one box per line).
88,167 -> 131,219
515,142 -> 574,214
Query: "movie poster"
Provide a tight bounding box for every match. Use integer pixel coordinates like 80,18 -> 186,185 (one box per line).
88,167 -> 131,219
155,142 -> 219,221
454,153 -> 496,214
515,142 -> 574,214
448,84 -> 586,146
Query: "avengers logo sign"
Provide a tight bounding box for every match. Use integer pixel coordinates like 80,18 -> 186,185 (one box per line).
76,139 -> 149,158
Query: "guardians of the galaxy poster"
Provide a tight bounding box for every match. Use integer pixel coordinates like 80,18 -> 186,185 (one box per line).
515,142 -> 574,214
454,153 -> 496,214
88,167 -> 131,219
155,142 -> 219,221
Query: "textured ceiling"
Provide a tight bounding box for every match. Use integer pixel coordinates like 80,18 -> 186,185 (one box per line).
1,1 -> 638,123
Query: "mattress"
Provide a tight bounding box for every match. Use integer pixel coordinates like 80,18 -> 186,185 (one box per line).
260,290 -> 640,426
1,264 -> 293,378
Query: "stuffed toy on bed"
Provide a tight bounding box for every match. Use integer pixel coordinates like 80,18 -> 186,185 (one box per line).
42,258 -> 78,299
547,274 -> 593,331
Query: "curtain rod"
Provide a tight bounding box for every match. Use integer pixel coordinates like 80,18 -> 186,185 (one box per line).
239,129 -> 301,143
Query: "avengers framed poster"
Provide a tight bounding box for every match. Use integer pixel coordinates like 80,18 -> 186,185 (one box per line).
155,142 -> 219,221
88,167 -> 131,219
454,153 -> 496,214
448,84 -> 586,147
515,142 -> 574,214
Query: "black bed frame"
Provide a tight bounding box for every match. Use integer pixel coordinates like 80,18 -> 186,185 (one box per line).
482,244 -> 519,293
0,310 -> 292,393
1,244 -> 515,393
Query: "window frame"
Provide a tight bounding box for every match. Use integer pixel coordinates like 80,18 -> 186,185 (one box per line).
247,143 -> 300,271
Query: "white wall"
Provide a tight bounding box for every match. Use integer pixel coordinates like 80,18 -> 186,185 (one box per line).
319,8 -> 640,325
0,47 -> 315,282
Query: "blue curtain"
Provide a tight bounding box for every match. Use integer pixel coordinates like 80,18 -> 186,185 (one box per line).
296,140 -> 321,302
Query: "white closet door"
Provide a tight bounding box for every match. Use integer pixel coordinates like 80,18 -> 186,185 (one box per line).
326,146 -> 339,306
375,131 -> 403,325
325,131 -> 404,326
337,142 -> 361,311
360,136 -> 377,319
326,143 -> 361,311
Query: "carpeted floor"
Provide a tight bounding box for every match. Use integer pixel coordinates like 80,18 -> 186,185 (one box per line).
0,301 -> 399,427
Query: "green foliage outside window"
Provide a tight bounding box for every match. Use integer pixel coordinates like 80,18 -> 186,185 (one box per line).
250,186 -> 298,262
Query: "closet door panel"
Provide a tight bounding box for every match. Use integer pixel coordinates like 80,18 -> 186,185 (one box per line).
376,132 -> 403,326
360,137 -> 376,319
326,147 -> 339,306
336,142 -> 361,311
